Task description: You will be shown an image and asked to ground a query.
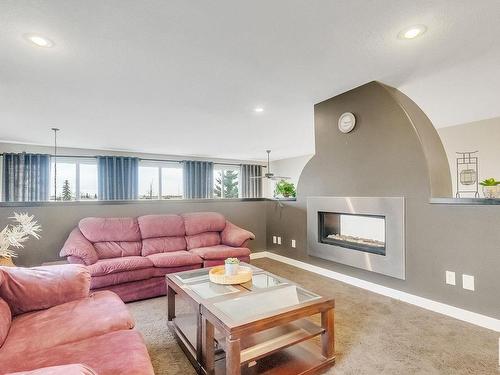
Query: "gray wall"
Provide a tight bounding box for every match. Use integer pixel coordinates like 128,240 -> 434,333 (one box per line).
267,82 -> 500,319
0,200 -> 267,266
438,116 -> 500,197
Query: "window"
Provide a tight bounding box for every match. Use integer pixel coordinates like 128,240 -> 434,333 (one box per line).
214,166 -> 239,199
79,161 -> 98,200
139,164 -> 159,199
50,158 -> 97,201
139,161 -> 183,200
161,166 -> 183,199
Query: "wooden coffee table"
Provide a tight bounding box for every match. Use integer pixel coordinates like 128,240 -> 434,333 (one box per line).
166,264 -> 335,375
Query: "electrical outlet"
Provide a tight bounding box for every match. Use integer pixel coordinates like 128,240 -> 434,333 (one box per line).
291,239 -> 296,248
277,236 -> 282,245
462,274 -> 475,291
445,271 -> 456,285
272,236 -> 277,244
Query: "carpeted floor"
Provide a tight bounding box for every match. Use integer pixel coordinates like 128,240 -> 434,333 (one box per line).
127,258 -> 499,375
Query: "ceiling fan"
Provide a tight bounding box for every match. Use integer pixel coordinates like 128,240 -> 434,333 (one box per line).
251,150 -> 290,180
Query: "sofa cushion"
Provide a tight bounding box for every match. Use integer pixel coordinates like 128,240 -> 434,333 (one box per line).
185,232 -> 220,250
141,236 -> 187,256
189,245 -> 251,260
0,297 -> 11,347
90,268 -> 155,289
6,364 -> 97,375
86,257 -> 153,277
147,251 -> 203,268
93,241 -> 142,259
138,214 -> 185,239
0,265 -> 90,316
79,217 -> 141,243
1,291 -> 133,356
182,212 -> 226,235
0,330 -> 154,375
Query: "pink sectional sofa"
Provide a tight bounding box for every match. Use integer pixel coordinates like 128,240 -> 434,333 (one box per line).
0,264 -> 154,375
60,212 -> 255,302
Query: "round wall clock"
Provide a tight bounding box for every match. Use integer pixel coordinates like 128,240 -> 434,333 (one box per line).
338,112 -> 356,133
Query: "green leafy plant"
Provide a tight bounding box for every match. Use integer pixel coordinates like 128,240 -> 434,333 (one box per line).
479,178 -> 500,186
225,257 -> 240,264
274,180 -> 296,198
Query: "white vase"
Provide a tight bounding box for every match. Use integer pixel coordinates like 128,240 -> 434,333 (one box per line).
225,263 -> 239,276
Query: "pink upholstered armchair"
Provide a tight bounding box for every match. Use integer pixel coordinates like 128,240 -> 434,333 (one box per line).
0,264 -> 154,375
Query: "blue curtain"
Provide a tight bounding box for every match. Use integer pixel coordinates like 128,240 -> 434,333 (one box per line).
97,156 -> 139,200
183,160 -> 213,199
240,164 -> 262,198
2,153 -> 50,202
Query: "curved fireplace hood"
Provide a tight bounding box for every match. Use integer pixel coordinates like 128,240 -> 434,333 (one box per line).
297,81 -> 452,202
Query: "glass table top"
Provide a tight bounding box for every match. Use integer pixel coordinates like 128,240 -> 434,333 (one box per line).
175,268 -> 211,284
189,281 -> 240,299
213,285 -> 320,322
242,273 -> 286,290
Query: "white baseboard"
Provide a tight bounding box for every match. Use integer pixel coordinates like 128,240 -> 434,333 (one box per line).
250,251 -> 500,332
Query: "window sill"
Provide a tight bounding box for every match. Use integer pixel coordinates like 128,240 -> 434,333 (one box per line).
0,197 -> 269,207
430,197 -> 500,205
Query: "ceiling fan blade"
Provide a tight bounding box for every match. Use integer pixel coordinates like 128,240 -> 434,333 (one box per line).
250,176 -> 263,179
270,176 -> 291,180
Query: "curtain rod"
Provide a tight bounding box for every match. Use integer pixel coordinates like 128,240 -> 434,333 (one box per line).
0,153 -> 266,168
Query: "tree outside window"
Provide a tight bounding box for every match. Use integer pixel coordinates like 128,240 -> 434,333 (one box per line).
214,168 -> 239,198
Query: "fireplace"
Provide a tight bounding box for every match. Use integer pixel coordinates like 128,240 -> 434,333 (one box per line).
318,212 -> 386,256
307,197 -> 405,279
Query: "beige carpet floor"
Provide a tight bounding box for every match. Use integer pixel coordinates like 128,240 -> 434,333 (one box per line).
127,258 -> 499,375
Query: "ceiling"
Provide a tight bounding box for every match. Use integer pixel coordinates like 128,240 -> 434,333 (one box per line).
1,0 -> 499,160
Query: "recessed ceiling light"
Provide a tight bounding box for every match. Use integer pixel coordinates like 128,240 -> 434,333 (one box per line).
398,25 -> 427,40
23,33 -> 54,48
254,107 -> 264,113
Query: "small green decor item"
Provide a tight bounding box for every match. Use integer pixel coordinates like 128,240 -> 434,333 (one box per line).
224,257 -> 240,276
479,178 -> 500,186
479,178 -> 500,199
274,180 -> 296,198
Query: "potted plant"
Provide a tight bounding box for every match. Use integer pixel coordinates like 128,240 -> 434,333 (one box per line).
274,180 -> 296,199
0,213 -> 41,266
479,178 -> 500,199
224,257 -> 240,276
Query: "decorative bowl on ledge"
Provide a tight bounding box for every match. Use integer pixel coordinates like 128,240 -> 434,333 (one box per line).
482,185 -> 499,199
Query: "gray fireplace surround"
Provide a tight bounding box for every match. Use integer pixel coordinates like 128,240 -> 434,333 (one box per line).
307,197 -> 405,279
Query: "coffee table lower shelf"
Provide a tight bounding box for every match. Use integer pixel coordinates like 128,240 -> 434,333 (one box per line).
214,340 -> 335,375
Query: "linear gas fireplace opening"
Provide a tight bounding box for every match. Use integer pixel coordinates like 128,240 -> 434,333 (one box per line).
318,211 -> 386,256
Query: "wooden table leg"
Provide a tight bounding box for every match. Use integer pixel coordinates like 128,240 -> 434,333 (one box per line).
167,284 -> 176,321
321,308 -> 335,358
226,336 -> 241,375
202,318 -> 215,375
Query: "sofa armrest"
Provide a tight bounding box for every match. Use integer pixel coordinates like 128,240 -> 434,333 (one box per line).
6,364 -> 97,375
0,264 -> 91,315
60,228 -> 99,265
221,221 -> 255,247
